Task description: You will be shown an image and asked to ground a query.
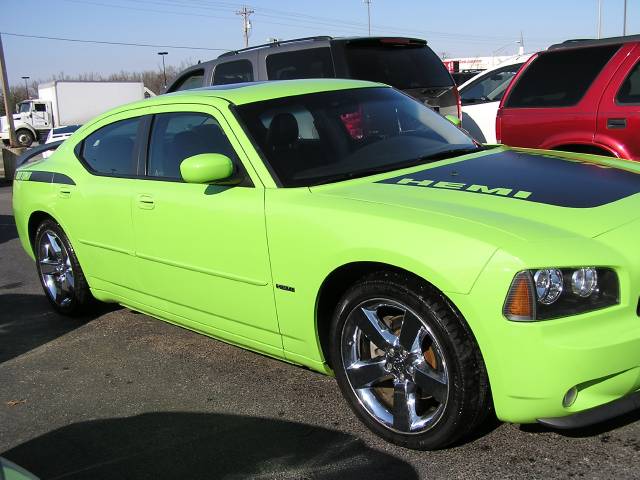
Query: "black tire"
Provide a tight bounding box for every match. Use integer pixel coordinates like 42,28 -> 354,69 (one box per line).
15,129 -> 35,148
34,219 -> 95,316
330,271 -> 490,450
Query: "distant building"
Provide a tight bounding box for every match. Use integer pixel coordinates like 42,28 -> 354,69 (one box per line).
443,56 -> 517,73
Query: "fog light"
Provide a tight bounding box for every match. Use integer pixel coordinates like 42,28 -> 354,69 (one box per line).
563,386 -> 578,407
534,269 -> 564,305
571,268 -> 598,297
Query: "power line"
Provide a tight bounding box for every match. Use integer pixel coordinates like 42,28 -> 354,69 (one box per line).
0,32 -> 230,51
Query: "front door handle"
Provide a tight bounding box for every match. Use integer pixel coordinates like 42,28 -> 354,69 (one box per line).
137,194 -> 155,210
607,118 -> 627,129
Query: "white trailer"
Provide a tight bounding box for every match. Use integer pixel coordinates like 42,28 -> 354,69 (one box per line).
1,81 -> 148,147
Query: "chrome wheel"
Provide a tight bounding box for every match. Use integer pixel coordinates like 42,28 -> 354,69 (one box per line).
341,299 -> 449,434
38,230 -> 75,307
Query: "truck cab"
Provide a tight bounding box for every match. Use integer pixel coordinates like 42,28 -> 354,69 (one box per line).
1,100 -> 52,147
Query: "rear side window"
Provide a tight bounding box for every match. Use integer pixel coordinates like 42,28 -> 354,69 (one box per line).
34,103 -> 47,112
506,45 -> 620,108
80,117 -> 141,176
147,112 -> 237,180
344,42 -> 453,89
172,70 -> 205,92
213,60 -> 254,85
266,48 -> 335,80
617,61 -> 640,104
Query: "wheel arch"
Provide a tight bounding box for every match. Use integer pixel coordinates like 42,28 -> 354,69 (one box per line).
314,261 -> 476,369
27,210 -> 59,253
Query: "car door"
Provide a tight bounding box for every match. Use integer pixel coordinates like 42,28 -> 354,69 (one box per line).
460,64 -> 523,143
31,102 -> 50,130
131,104 -> 281,350
595,45 -> 640,160
57,114 -> 146,293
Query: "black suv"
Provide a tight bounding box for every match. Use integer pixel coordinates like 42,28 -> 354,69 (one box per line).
166,36 -> 460,119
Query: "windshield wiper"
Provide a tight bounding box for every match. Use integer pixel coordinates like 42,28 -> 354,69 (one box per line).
415,146 -> 487,163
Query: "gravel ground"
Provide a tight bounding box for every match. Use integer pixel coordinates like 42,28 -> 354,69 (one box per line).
1,181 -> 640,479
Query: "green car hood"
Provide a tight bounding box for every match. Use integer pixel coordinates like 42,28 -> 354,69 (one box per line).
311,148 -> 640,242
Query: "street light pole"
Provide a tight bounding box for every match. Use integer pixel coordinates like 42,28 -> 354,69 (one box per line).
21,76 -> 29,98
623,0 -> 627,36
158,51 -> 168,89
597,0 -> 603,39
363,0 -> 371,36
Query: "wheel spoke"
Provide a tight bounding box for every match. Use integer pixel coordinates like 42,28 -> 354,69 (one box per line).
46,233 -> 62,256
393,380 -> 415,431
413,365 -> 448,403
398,310 -> 423,351
39,259 -> 59,275
355,307 -> 397,350
346,358 -> 389,389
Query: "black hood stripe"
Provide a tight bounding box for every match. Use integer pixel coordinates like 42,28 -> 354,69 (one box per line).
377,150 -> 640,208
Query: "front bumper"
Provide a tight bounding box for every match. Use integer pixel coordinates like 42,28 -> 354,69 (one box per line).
448,230 -> 640,425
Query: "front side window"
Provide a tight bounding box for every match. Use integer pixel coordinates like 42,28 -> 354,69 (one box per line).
266,48 -> 335,80
617,60 -> 640,104
235,87 -> 476,187
34,103 -> 47,112
147,112 -> 237,180
460,64 -> 523,105
172,70 -> 205,92
80,117 -> 141,176
213,60 -> 254,85
506,45 -> 620,108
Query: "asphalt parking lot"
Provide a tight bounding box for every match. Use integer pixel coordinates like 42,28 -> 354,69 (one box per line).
1,181 -> 640,479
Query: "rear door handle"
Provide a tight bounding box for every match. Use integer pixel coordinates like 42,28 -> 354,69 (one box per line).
137,194 -> 155,210
58,187 -> 71,199
607,118 -> 627,129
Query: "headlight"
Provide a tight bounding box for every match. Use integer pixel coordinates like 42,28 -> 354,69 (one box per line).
503,267 -> 619,321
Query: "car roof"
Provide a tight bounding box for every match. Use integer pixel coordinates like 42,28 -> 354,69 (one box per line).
548,34 -> 640,51
110,78 -> 384,115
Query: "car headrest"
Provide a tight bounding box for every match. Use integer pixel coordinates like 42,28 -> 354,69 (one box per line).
266,113 -> 299,149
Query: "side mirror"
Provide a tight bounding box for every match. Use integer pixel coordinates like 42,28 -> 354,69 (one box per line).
180,153 -> 234,184
444,114 -> 462,128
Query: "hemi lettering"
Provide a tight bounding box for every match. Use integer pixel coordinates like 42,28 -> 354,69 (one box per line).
466,184 -> 512,196
434,181 -> 465,190
396,178 -> 434,187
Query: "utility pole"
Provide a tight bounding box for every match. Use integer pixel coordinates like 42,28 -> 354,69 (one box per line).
0,33 -> 17,148
597,0 -> 603,39
623,0 -> 627,35
158,51 -> 168,89
518,31 -> 525,55
236,6 -> 254,48
363,0 -> 372,36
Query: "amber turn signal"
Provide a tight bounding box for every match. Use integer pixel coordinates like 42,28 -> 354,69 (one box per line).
503,271 -> 536,321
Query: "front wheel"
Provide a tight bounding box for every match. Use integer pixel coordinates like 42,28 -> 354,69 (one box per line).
330,271 -> 490,450
35,219 -> 95,315
15,129 -> 35,147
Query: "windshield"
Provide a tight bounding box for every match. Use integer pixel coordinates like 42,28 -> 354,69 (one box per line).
235,87 -> 476,187
344,42 -> 453,89
18,103 -> 31,114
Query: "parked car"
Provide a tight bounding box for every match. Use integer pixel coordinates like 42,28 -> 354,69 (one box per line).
166,36 -> 461,120
497,35 -> 640,159
13,79 -> 640,450
0,81 -> 147,147
42,125 -> 81,158
451,69 -> 484,86
459,55 -> 531,143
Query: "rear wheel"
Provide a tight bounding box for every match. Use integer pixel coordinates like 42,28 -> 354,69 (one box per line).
35,219 -> 95,315
330,271 -> 490,450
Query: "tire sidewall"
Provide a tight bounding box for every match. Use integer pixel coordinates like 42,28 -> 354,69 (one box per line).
16,129 -> 34,147
330,276 -> 471,450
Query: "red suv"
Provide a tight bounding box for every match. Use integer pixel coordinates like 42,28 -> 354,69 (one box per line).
497,35 -> 640,160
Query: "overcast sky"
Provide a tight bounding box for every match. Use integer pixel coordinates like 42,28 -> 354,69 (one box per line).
2,0 -> 638,86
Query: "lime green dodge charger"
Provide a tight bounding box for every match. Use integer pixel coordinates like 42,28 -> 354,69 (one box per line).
12,79 -> 640,450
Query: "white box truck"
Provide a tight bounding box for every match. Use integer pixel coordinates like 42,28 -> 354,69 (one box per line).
0,81 -> 148,147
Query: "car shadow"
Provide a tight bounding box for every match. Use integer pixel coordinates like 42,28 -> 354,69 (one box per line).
0,293 -> 116,364
0,214 -> 17,245
1,412 -> 419,479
